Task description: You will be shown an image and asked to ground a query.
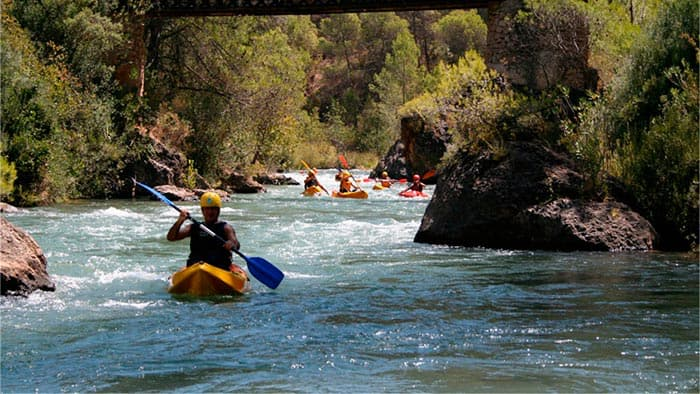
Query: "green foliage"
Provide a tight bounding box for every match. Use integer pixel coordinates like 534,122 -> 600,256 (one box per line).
184,160 -> 197,190
2,3 -> 135,204
319,14 -> 361,74
581,0 -> 641,84
425,51 -> 516,154
0,153 -> 17,200
64,8 -> 124,93
372,29 -> 425,107
570,0 -> 699,248
432,10 -> 487,64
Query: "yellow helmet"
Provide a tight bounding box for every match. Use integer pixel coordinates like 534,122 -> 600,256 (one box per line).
381,171 -> 388,177
200,192 -> 222,208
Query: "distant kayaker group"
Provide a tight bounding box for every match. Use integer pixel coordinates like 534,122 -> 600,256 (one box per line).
302,167 -> 429,199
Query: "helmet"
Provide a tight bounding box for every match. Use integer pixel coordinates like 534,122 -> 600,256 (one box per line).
381,171 -> 388,177
342,170 -> 351,178
413,174 -> 420,181
200,192 -> 222,208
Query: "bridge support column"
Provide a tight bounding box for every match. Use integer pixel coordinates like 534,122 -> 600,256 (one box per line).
485,0 -> 598,92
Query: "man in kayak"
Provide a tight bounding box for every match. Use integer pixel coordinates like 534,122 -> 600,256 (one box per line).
304,168 -> 329,195
166,191 -> 240,270
338,170 -> 360,193
401,174 -> 426,194
377,171 -> 392,188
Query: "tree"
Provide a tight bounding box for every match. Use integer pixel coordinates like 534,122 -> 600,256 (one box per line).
365,29 -> 426,149
319,14 -> 361,82
432,10 -> 487,64
371,29 -> 424,107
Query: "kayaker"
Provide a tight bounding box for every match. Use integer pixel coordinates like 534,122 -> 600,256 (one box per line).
338,170 -> 359,193
378,171 -> 392,188
304,168 -> 329,194
166,191 -> 240,270
401,174 -> 426,194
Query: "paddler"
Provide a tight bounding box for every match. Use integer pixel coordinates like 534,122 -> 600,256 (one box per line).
377,171 -> 392,188
304,168 -> 329,195
338,170 -> 360,193
401,174 -> 426,194
166,192 -> 240,270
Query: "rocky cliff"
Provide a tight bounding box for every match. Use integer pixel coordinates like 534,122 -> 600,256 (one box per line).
414,142 -> 657,251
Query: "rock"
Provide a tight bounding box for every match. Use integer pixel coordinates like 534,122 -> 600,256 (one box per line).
255,173 -> 299,185
0,216 -> 55,296
372,113 -> 450,184
221,171 -> 266,194
513,198 -> 656,251
414,142 -> 657,251
0,202 -> 19,213
153,185 -> 197,201
131,130 -> 189,191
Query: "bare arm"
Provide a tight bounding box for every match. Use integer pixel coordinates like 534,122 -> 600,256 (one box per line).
167,209 -> 191,241
222,223 -> 240,251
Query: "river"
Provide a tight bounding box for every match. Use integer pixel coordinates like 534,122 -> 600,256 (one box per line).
1,170 -> 698,392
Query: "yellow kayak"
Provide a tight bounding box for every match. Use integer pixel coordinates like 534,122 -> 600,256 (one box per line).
168,262 -> 249,296
302,185 -> 324,196
372,184 -> 387,190
332,190 -> 368,199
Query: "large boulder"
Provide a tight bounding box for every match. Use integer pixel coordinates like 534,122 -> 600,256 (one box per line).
150,185 -> 198,202
414,142 -> 657,251
1,216 -> 55,296
372,113 -> 450,184
221,171 -> 266,194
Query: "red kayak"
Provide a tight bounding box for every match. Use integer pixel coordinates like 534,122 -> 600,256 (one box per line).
399,190 -> 429,198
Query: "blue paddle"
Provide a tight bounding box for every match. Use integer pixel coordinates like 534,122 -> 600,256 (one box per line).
133,179 -> 284,289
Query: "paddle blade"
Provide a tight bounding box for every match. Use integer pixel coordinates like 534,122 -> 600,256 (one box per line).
246,256 -> 284,289
422,169 -> 436,180
338,154 -> 349,169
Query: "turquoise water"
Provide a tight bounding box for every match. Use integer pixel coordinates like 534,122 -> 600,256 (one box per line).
1,170 -> 698,393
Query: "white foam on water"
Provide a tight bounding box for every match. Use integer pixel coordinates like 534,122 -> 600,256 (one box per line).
89,206 -> 143,219
101,300 -> 158,309
96,268 -> 162,284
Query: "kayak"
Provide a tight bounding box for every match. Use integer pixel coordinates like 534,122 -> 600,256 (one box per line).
168,262 -> 249,296
399,190 -> 429,198
302,185 -> 324,196
332,190 -> 369,199
372,184 -> 387,190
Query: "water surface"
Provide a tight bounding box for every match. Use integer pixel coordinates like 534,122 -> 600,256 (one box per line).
2,170 -> 698,392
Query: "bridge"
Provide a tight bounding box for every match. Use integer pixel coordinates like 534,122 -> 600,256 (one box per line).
148,0 -> 501,17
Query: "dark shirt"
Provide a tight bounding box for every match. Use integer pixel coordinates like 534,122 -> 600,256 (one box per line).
187,221 -> 232,270
305,177 -> 319,189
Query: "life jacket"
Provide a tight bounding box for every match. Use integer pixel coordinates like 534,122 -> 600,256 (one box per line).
339,178 -> 354,193
188,221 -> 232,270
305,177 -> 319,189
409,182 -> 424,192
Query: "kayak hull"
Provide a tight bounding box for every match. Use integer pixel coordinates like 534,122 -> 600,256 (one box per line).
399,190 -> 429,198
372,184 -> 387,190
302,185 -> 324,196
332,190 -> 369,199
168,262 -> 249,296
